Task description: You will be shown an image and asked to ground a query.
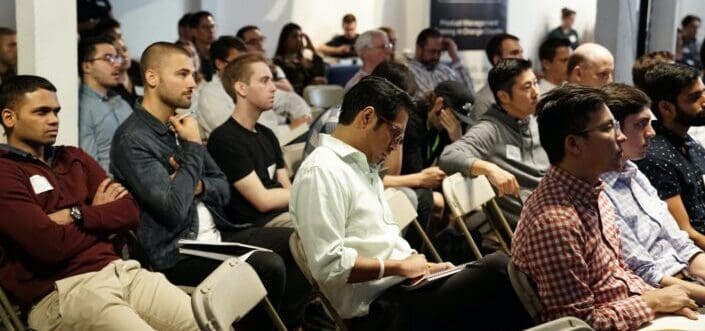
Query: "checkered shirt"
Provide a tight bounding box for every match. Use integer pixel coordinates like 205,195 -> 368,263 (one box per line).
512,166 -> 655,331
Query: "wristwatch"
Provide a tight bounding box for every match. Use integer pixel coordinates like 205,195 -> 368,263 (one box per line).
70,206 -> 84,226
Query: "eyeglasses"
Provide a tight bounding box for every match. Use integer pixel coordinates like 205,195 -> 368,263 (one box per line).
376,113 -> 404,145
577,119 -> 621,136
89,53 -> 124,65
245,36 -> 266,46
371,43 -> 393,50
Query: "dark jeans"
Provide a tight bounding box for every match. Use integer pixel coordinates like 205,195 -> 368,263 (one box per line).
348,252 -> 532,331
161,227 -> 311,330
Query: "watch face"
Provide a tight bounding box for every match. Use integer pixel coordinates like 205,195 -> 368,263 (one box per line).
71,207 -> 82,220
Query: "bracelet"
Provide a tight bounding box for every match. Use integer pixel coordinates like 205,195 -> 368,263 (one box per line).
377,257 -> 385,279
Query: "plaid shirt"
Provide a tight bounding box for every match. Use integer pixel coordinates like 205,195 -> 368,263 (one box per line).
602,161 -> 701,286
407,58 -> 474,98
512,166 -> 655,331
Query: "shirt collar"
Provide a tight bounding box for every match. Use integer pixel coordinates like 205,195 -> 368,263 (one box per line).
654,121 -> 693,149
133,99 -> 170,136
549,165 -> 604,202
80,83 -> 117,102
0,143 -> 56,164
602,161 -> 638,187
484,105 -> 531,135
319,134 -> 380,173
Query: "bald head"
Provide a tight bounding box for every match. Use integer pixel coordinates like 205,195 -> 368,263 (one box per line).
567,43 -> 614,88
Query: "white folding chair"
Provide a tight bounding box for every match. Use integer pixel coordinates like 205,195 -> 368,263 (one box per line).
289,232 -> 348,331
508,260 -> 543,323
282,142 -> 306,176
442,173 -> 514,259
191,258 -> 286,331
384,188 -> 442,262
303,85 -> 344,109
525,316 -> 594,331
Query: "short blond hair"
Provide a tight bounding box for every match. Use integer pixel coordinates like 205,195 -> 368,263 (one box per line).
221,53 -> 270,101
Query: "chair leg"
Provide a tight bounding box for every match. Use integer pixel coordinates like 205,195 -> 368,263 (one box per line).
261,296 -> 287,331
0,305 -> 16,331
453,215 -> 483,260
412,219 -> 442,262
489,199 -> 514,239
0,287 -> 22,331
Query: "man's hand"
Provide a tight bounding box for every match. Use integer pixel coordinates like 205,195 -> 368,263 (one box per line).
337,44 -> 352,55
289,115 -> 312,129
427,262 -> 455,274
440,109 -> 462,141
48,209 -> 73,225
415,166 -> 447,189
168,156 -> 203,196
643,285 -> 698,319
92,178 -> 128,206
486,165 -> 520,197
442,37 -> 460,62
395,254 -> 429,279
169,114 -> 201,143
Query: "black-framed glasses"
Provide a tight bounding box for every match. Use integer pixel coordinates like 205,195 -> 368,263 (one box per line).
577,119 -> 621,136
89,53 -> 124,65
376,113 -> 404,145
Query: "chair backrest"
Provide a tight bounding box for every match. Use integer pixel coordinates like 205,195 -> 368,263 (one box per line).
525,316 -> 594,331
282,142 -> 306,176
303,85 -> 344,109
507,260 -> 543,322
384,188 -> 418,230
442,173 -> 496,219
326,64 -> 361,87
192,258 -> 269,331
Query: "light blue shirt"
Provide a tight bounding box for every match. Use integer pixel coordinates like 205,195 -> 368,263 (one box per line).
601,161 -> 702,286
79,84 -> 132,173
290,134 -> 414,318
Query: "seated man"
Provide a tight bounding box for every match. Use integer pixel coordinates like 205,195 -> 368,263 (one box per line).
512,84 -> 698,330
236,24 -> 295,92
291,76 -> 530,330
440,59 -> 549,227
537,37 -> 572,95
0,75 -> 197,330
407,28 -> 474,98
601,82 -> 705,302
472,33 -> 525,119
208,53 -> 292,228
566,42 -> 614,88
111,42 -> 309,329
635,63 -> 705,250
78,35 -> 132,173
344,29 -> 392,91
317,13 -> 358,58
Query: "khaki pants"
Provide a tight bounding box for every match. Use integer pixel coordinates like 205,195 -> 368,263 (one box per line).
28,260 -> 198,331
264,212 -> 293,228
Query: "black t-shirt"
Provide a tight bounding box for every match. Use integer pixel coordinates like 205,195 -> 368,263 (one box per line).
207,117 -> 286,226
401,101 -> 453,174
77,0 -> 112,23
325,34 -> 358,58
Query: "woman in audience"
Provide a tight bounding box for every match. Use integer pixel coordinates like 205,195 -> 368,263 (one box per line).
273,22 -> 327,95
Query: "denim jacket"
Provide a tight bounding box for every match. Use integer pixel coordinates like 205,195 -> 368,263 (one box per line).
110,101 -> 247,270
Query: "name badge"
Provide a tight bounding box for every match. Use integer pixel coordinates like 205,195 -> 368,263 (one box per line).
29,174 -> 54,195
268,164 -> 276,179
506,144 -> 521,162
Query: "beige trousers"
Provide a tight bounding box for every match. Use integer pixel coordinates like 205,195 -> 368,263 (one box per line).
264,211 -> 294,228
28,260 -> 198,331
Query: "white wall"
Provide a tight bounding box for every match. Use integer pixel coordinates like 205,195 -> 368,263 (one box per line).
680,0 -> 705,41
0,0 -> 15,28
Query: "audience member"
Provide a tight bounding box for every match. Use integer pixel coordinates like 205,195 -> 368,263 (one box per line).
318,13 -> 358,58
78,35 -> 132,173
601,82 -> 705,303
635,63 -> 705,250
110,42 -> 310,329
344,30 -> 392,91
632,51 -> 674,90
291,75 -> 531,330
273,23 -> 327,95
379,26 -> 398,60
0,74 -> 198,330
566,42 -> 614,88
189,11 -> 217,81
547,7 -> 579,49
407,28 -> 474,98
208,53 -> 293,228
512,84 -> 698,329
440,59 -> 548,227
678,15 -> 702,69
236,25 -> 295,92
538,37 -> 571,94
177,13 -> 194,44
0,27 -> 16,84
473,33 -> 525,119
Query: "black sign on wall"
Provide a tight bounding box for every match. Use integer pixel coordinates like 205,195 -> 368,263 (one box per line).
431,0 -> 508,50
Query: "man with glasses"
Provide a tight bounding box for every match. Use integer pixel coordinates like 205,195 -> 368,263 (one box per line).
635,63 -> 705,250
236,25 -> 295,92
291,76 -> 531,330
78,35 -> 132,173
344,30 -> 392,91
408,27 -> 474,98
512,84 -> 699,330
600,83 -> 705,304
440,59 -> 548,228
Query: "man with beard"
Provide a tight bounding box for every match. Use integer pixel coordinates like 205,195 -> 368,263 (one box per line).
635,63 -> 705,250
78,35 -> 132,173
407,28 -> 474,98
